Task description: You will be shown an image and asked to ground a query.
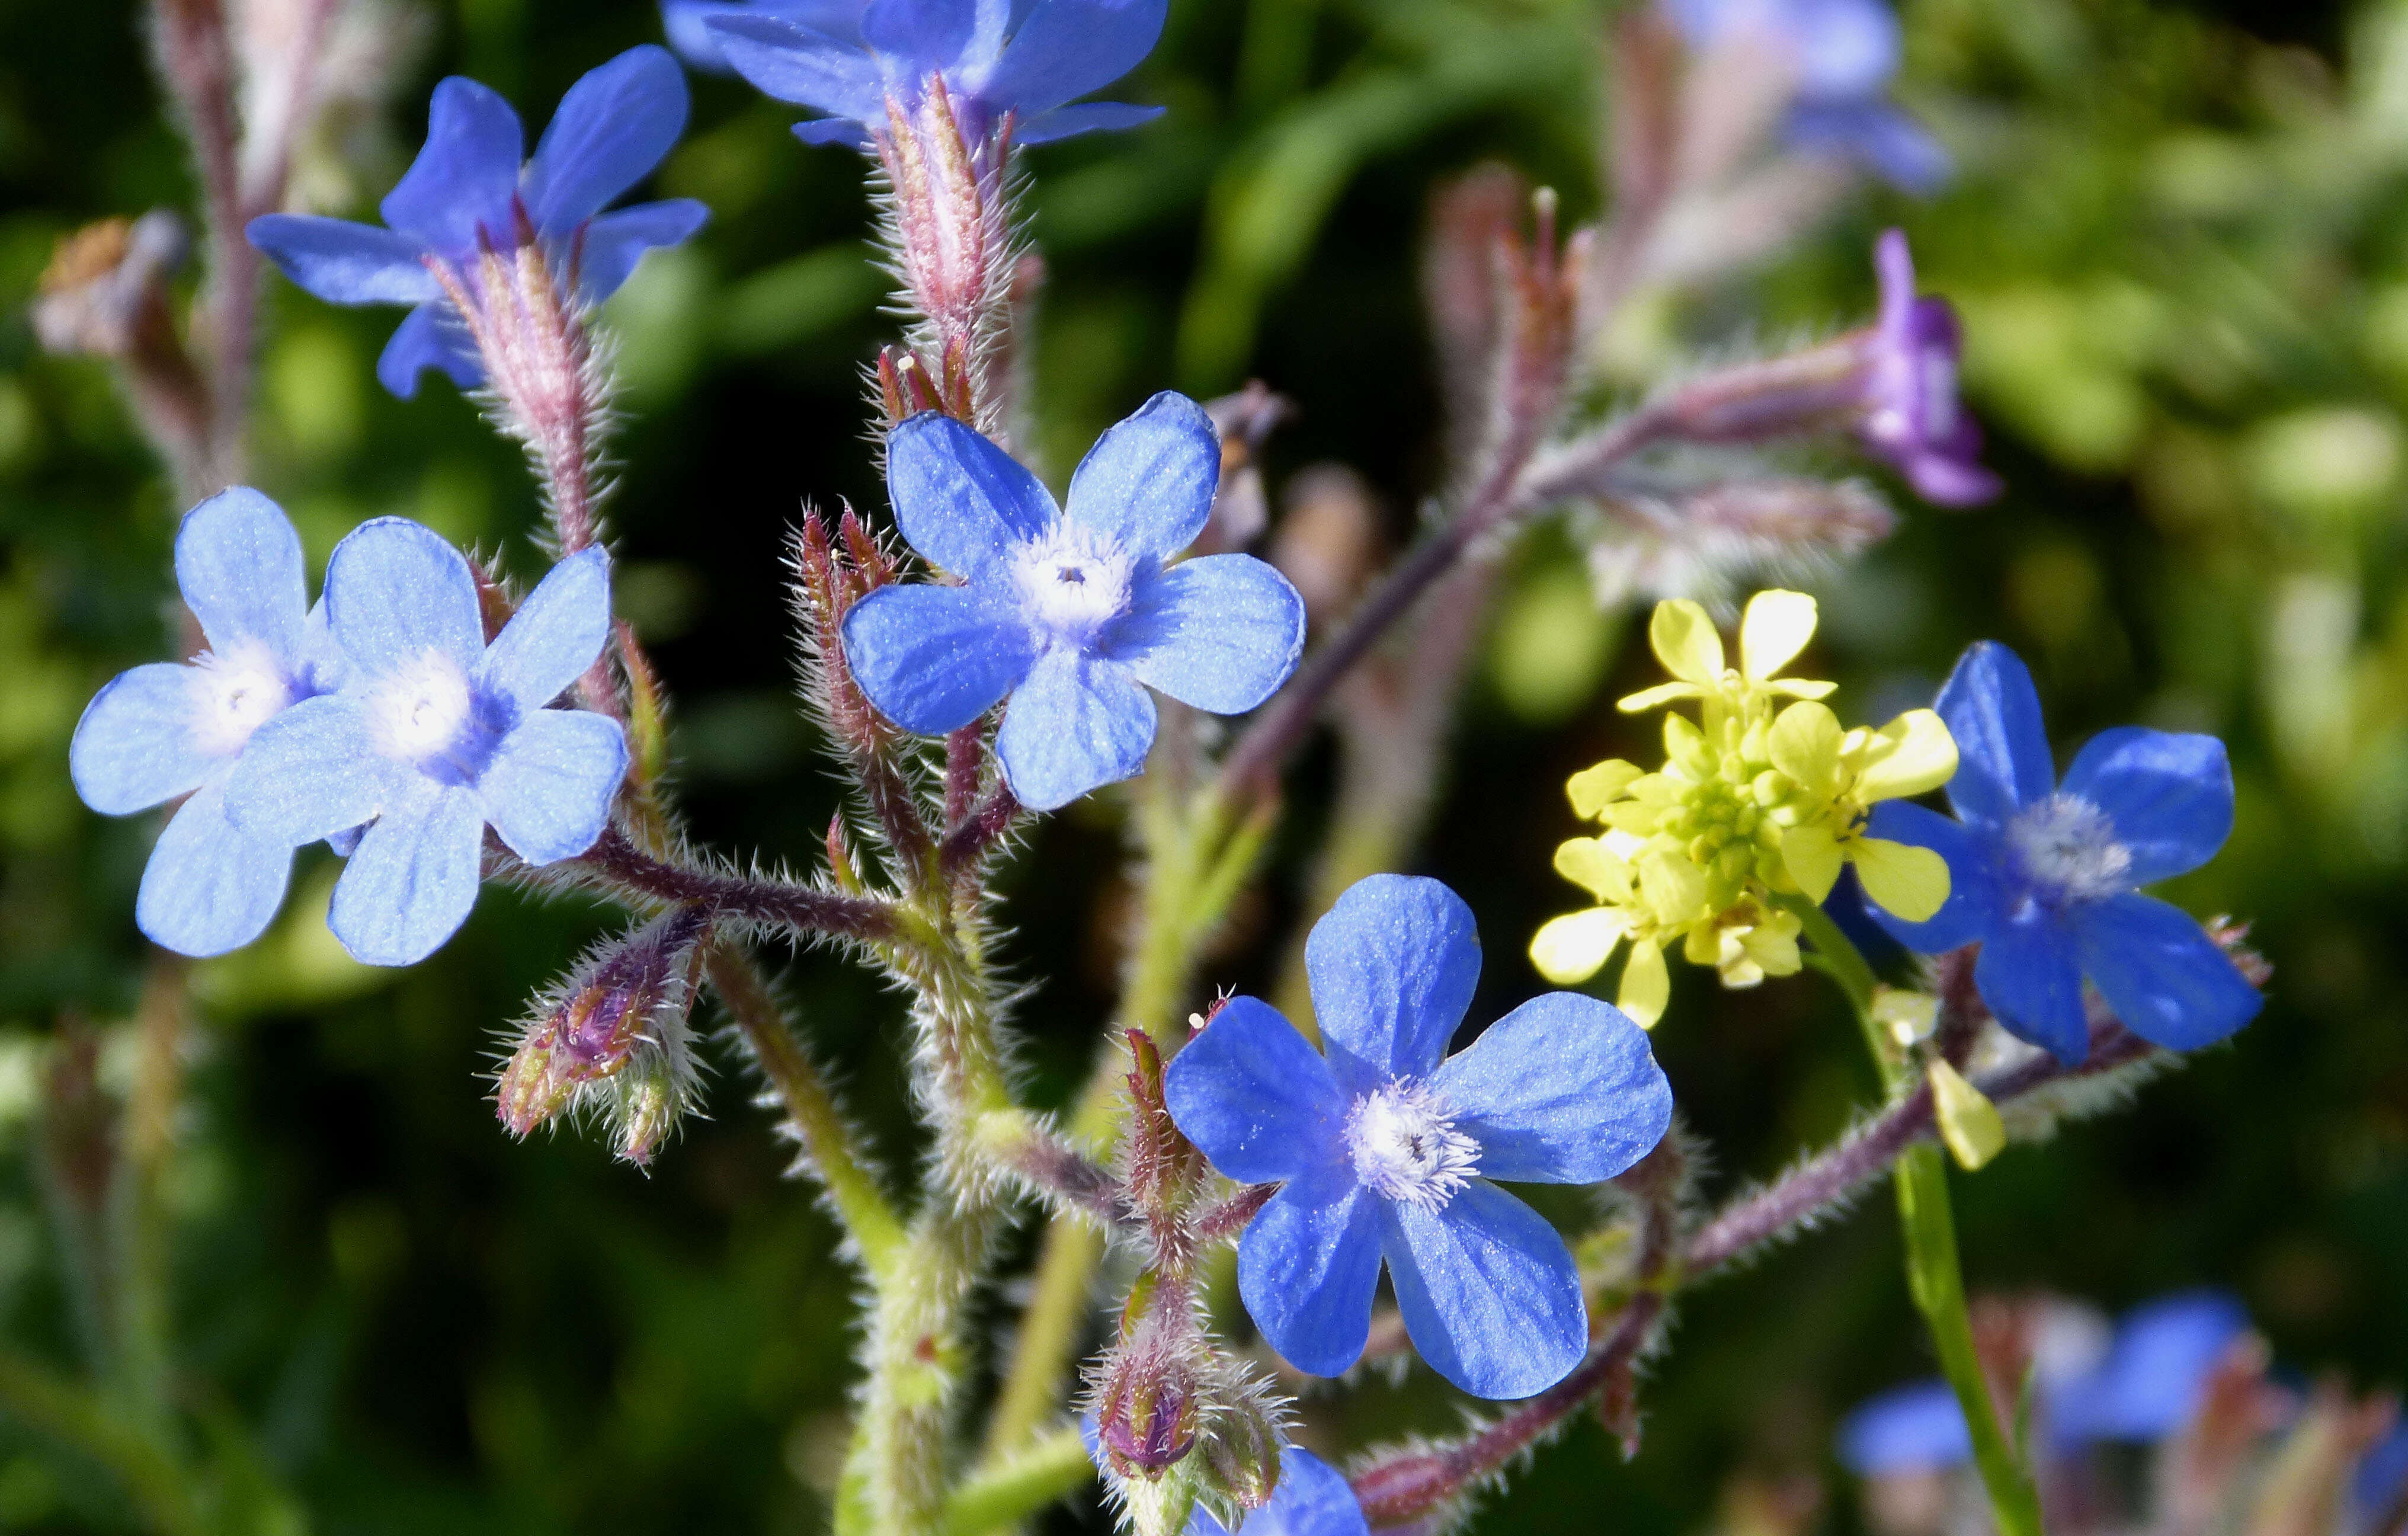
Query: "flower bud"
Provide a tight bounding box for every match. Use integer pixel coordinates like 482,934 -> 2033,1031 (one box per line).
1196,1385 -> 1284,1513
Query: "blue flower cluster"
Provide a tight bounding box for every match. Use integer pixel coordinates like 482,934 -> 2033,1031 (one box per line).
248,47 -> 707,399
71,493 -> 627,965
1165,875 -> 1673,1400
1870,642 -> 2262,1063
690,0 -> 1167,148
1664,0 -> 1948,192
842,393 -> 1305,811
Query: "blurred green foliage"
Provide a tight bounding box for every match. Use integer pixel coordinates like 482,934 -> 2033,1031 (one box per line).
1,0 -> 2404,1531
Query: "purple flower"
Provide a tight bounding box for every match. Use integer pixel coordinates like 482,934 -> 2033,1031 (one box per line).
69,489 -> 347,957
708,0 -> 1167,149
1664,0 -> 1949,191
223,520 -> 628,967
1164,876 -> 1673,1400
1192,1447 -> 1367,1536
1868,642 -> 2262,1063
246,47 -> 709,399
840,394 -> 1304,811
1855,229 -> 2000,507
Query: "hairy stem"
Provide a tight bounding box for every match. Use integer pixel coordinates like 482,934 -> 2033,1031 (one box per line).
581,826 -> 898,943
946,1425 -> 1092,1536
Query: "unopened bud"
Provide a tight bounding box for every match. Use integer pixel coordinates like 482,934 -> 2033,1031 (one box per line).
1196,383 -> 1291,554
1197,1391 -> 1283,1512
1115,1464 -> 1203,1536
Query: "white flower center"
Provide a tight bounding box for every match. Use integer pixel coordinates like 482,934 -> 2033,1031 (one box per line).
2004,793 -> 2132,905
1346,1080 -> 1480,1212
188,640 -> 293,756
369,650 -> 481,769
1011,524 -> 1135,645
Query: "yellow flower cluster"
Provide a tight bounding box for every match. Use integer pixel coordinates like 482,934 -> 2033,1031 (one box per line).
1530,591 -> 1959,1026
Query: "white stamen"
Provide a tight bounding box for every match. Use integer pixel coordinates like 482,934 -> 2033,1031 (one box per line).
1346,1080 -> 1480,1212
188,640 -> 293,756
1011,524 -> 1135,645
369,650 -> 478,765
2004,793 -> 2132,904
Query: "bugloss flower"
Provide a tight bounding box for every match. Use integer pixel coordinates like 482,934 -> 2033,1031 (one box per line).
1664,0 -> 1949,192
69,489 -> 347,957
1165,875 -> 1673,1400
1191,1448 -> 1366,1536
841,393 -> 1305,811
1855,229 -> 2000,507
707,0 -> 1167,148
1867,642 -> 2262,1064
1531,591 -> 1955,1025
224,520 -> 628,967
247,47 -> 707,399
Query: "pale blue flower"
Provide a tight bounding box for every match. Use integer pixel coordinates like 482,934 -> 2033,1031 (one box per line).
224,520 -> 627,967
69,489 -> 347,957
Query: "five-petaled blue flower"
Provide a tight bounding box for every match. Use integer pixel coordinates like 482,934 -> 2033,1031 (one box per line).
1868,642 -> 2262,1063
247,46 -> 708,399
841,393 -> 1305,812
223,519 -> 629,967
1856,230 -> 1999,507
1663,0 -> 1949,193
707,0 -> 1167,149
1164,875 -> 1674,1400
70,489 -> 348,958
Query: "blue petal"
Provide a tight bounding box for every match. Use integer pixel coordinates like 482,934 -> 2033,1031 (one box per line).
1836,1380 -> 1971,1474
1305,874 -> 1481,1090
1237,1165 -> 1384,1378
575,199 -> 710,302
1014,100 -> 1164,143
2072,893 -> 2261,1052
379,76 -> 524,258
1161,996 -> 1346,1185
2053,1289 -> 2249,1444
245,216 -> 439,306
665,0 -> 866,72
1103,555 -> 1302,715
325,517 -> 486,676
376,303 -> 483,400
478,547 -> 614,719
842,580 -> 1036,735
885,412 -> 1058,577
993,649 -> 1155,809
1064,391 -> 1218,562
1975,909 -> 2089,1064
710,13 -> 888,121
1936,641 -> 2055,830
328,782 -> 486,966
221,696 -> 393,846
793,116 -> 876,146
135,780 -> 291,958
1785,0 -> 1900,98
983,0 -> 1166,117
1192,1448 -> 1368,1536
1432,991 -> 1669,1185
524,47 -> 690,235
1381,1182 -> 1585,1400
71,664 -> 214,814
475,709 -> 627,864
2355,1423 -> 2408,1521
1865,801 -> 2002,953
176,487 -> 308,664
2060,727 -> 2234,887
1786,101 -> 1950,195
862,0 -> 982,70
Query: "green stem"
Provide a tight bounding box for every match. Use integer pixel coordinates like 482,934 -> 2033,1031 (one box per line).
1781,896 -> 2045,1536
0,1349 -> 201,1536
947,1426 -> 1092,1536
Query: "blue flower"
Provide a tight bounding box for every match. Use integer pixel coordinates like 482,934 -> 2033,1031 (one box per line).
1663,0 -> 1949,193
1867,642 -> 2262,1064
2356,1423 -> 2408,1532
708,0 -> 1167,149
1191,1448 -> 1367,1536
247,46 -> 709,399
1164,875 -> 1674,1401
662,0 -> 863,73
841,394 -> 1305,811
1836,1379 -> 1971,1476
223,520 -> 628,967
69,489 -> 347,958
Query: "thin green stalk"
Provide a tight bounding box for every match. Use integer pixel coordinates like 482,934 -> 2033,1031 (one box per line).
947,1426 -> 1092,1536
0,1349 -> 201,1536
1783,896 -> 2045,1536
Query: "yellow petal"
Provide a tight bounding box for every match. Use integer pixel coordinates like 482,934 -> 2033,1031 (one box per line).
1566,759 -> 1644,818
1856,709 -> 1959,802
1765,677 -> 1838,700
1552,837 -> 1630,901
1781,822 -> 1845,901
1740,590 -> 1818,683
1648,599 -> 1725,686
1602,801 -> 1665,837
1929,1059 -> 2006,1172
1871,986 -> 1939,1048
1853,836 -> 1951,922
1530,909 -> 1628,985
1618,938 -> 1669,1027
1682,921 -> 1720,965
1638,848 -> 1709,923
1767,701 -> 1845,799
1744,913 -> 1802,976
1616,680 -> 1705,715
